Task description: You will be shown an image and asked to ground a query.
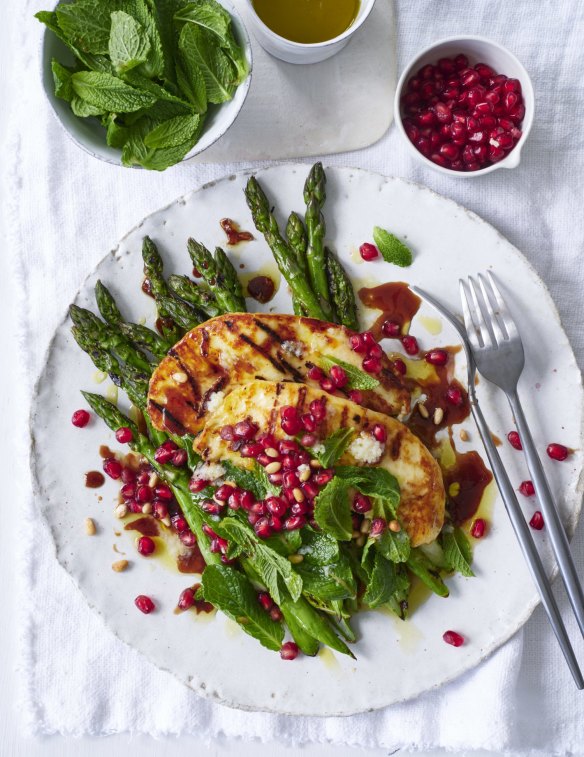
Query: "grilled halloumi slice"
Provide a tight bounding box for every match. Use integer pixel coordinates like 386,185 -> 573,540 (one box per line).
147,313 -> 410,436
194,381 -> 444,547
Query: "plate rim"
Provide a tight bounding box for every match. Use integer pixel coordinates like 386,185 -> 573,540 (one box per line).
28,164 -> 584,716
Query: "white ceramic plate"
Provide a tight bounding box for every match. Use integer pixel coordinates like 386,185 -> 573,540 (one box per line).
30,166 -> 584,716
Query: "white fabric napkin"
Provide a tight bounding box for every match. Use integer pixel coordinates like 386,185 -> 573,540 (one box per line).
6,0 -> 584,753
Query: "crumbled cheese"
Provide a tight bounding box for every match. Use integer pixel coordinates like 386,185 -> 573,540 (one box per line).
312,443 -> 325,456
206,391 -> 225,413
348,432 -> 384,464
193,462 -> 226,481
282,340 -> 304,358
297,464 -> 310,477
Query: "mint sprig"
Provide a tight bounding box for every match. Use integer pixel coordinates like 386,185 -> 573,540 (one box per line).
373,226 -> 413,268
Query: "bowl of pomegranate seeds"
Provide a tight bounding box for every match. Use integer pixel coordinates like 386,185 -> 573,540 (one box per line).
395,36 -> 534,176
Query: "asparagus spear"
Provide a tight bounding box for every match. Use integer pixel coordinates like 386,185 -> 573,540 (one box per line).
326,249 -> 359,331
81,391 -> 218,566
118,322 -> 172,361
95,280 -> 124,325
214,247 -> 247,312
142,236 -> 183,343
303,163 -> 333,320
156,294 -> 204,331
70,305 -> 152,373
187,239 -> 244,313
244,177 -> 328,320
168,274 -> 223,319
286,212 -> 309,316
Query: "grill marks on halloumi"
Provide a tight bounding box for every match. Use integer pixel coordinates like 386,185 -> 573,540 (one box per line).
194,381 -> 445,547
147,314 -> 410,436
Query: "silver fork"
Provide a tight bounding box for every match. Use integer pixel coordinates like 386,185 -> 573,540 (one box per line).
460,274 -> 584,671
413,283 -> 584,689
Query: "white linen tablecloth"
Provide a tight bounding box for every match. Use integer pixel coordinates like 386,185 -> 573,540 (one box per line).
5,0 -> 584,753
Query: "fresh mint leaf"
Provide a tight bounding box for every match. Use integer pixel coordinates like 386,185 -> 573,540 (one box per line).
201,565 -> 284,651
71,71 -> 157,112
176,57 -> 207,113
373,226 -> 413,268
51,59 -> 74,101
108,10 -> 151,74
178,23 -> 236,104
71,97 -> 106,117
407,548 -> 450,597
335,466 -> 401,515
56,0 -> 112,55
294,557 -> 356,602
363,552 -> 398,608
314,428 -> 355,468
121,0 -> 165,79
442,528 -> 474,577
298,528 -> 339,565
145,113 -> 202,148
264,530 -> 302,557
313,477 -> 352,541
37,11 -> 113,72
386,564 -> 411,619
123,72 -> 192,106
319,355 -> 380,391
374,527 -> 411,564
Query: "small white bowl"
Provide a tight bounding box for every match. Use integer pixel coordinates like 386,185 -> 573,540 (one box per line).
394,35 -> 534,178
40,0 -> 252,168
244,0 -> 376,64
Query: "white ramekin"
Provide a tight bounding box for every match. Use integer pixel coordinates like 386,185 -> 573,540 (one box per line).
244,0 -> 376,65
394,35 -> 535,178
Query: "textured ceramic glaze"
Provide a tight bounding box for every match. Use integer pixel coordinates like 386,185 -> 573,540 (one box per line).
30,166 -> 584,716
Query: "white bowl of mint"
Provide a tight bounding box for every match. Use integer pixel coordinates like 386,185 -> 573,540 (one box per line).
37,0 -> 252,170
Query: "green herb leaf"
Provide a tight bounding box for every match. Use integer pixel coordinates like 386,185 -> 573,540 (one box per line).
51,59 -> 74,101
363,552 -> 399,608
126,0 -> 165,79
294,555 -> 356,601
319,355 -> 380,391
374,527 -> 411,564
176,58 -> 207,113
335,466 -> 401,515
178,24 -> 236,104
108,10 -> 151,74
56,0 -> 112,55
407,547 -> 450,597
313,477 -> 353,541
71,71 -> 157,112
314,428 -> 356,468
201,565 -> 284,651
373,226 -> 413,268
144,113 -> 202,148
442,528 -> 475,577
298,528 -> 339,565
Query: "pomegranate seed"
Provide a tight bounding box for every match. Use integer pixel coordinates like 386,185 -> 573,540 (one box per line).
153,500 -> 168,520
136,485 -> 152,503
209,538 -> 221,553
309,398 -> 327,420
173,515 -> 188,532
435,102 -> 452,124
307,365 -> 325,381
281,454 -> 298,470
280,641 -> 299,660
301,413 -> 317,432
178,588 -> 195,610
135,595 -> 155,614
302,481 -> 319,500
519,480 -> 535,497
215,484 -> 235,501
546,443 -> 569,461
103,458 -> 123,480
362,356 -> 382,374
283,471 -> 300,488
171,449 -> 187,467
393,358 -> 406,375
189,477 -> 209,493
454,54 -> 468,69
359,243 -> 379,261
270,606 -> 283,622
258,592 -> 273,611
201,499 -> 222,515
71,409 -> 90,427
372,424 -> 387,443
254,517 -> 272,539
290,501 -> 308,516
115,426 -> 133,444
180,530 -> 196,547
353,493 -> 372,513
234,420 -> 258,440
202,524 -> 217,539
362,331 -> 377,349
282,417 -> 303,435
240,441 -> 263,458
136,470 -> 151,485
320,378 -> 335,393
507,431 -> 522,450
369,517 -> 387,536
425,348 -> 448,366
240,491 -> 255,510
530,511 -> 545,530
266,496 -> 288,517
368,344 -> 383,360
349,333 -> 367,353
121,468 -> 136,484
136,536 -> 155,556
120,483 -> 135,500
314,469 -> 334,486
301,433 -> 317,447
443,630 -> 464,646
153,484 -> 172,501
348,389 -> 363,404
154,444 -> 175,464
269,514 -> 284,532
470,518 -> 486,538
402,335 -> 419,355
330,365 -> 348,388
284,515 -> 306,531
381,319 -> 401,338
446,386 -> 463,406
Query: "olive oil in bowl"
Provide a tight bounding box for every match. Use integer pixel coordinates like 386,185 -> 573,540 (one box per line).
252,0 -> 361,44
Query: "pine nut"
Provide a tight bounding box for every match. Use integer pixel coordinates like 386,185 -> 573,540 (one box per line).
265,448 -> 279,458
293,488 -> 305,503
389,520 -> 401,532
112,559 -> 129,572
309,459 -> 322,468
360,519 -> 372,534
418,403 -> 429,419
161,516 -> 172,528
265,461 -> 282,474
142,502 -> 153,515
356,535 -> 366,547
433,407 -> 444,425
459,429 -> 469,442
288,554 -> 304,564
114,504 -> 128,519
148,473 -> 159,488
172,372 -> 188,384
84,517 -> 96,536
298,467 -> 311,482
